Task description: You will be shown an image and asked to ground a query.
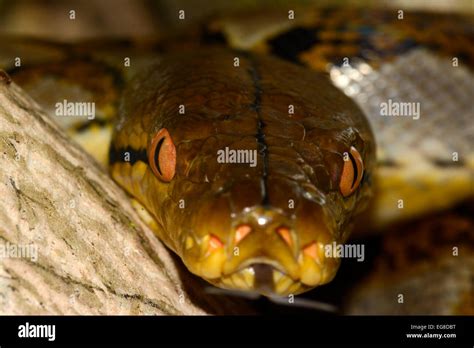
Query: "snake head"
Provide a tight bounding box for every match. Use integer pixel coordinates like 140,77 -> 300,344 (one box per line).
111,49 -> 375,296
166,127 -> 374,297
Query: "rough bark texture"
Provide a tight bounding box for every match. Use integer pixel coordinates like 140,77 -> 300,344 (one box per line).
0,71 -> 255,315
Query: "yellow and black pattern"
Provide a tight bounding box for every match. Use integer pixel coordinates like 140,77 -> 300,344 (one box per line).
0,5 -> 473,311
205,8 -> 474,71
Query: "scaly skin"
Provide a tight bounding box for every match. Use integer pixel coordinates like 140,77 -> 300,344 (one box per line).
1,7 -> 472,308
109,48 -> 375,295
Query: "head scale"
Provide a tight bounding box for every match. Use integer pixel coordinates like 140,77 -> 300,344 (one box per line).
111,48 -> 375,296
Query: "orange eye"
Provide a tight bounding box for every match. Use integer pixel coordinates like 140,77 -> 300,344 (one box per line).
148,128 -> 176,182
339,146 -> 364,197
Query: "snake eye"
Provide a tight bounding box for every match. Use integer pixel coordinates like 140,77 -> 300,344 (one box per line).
339,146 -> 364,197
148,128 -> 176,182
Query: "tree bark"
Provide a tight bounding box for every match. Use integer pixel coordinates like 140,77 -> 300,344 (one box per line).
0,71 -> 256,315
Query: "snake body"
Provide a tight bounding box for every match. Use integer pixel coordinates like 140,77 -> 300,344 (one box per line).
1,6 -> 473,306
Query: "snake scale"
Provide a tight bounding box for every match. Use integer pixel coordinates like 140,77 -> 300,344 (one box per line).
1,6 -> 473,313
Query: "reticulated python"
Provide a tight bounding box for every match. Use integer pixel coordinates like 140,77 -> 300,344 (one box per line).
1,7 -> 473,312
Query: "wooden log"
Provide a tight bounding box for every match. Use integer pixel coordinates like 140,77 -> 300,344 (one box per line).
0,71 -> 255,315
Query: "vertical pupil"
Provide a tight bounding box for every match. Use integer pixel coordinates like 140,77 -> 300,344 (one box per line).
154,137 -> 165,175
349,153 -> 358,189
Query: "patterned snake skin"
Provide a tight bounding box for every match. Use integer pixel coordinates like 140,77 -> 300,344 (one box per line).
0,6 -> 473,313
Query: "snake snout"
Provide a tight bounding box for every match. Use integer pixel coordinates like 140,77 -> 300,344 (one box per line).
181,197 -> 343,296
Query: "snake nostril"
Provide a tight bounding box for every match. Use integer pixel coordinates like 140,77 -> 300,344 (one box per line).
234,224 -> 252,245
276,226 -> 292,247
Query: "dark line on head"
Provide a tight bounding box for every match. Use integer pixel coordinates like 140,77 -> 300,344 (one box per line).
109,146 -> 148,166
244,52 -> 270,206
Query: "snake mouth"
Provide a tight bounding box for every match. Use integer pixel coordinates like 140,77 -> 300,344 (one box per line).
235,257 -> 288,275
210,260 -> 312,296
213,264 -> 310,296
251,263 -> 274,292
184,204 -> 343,296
